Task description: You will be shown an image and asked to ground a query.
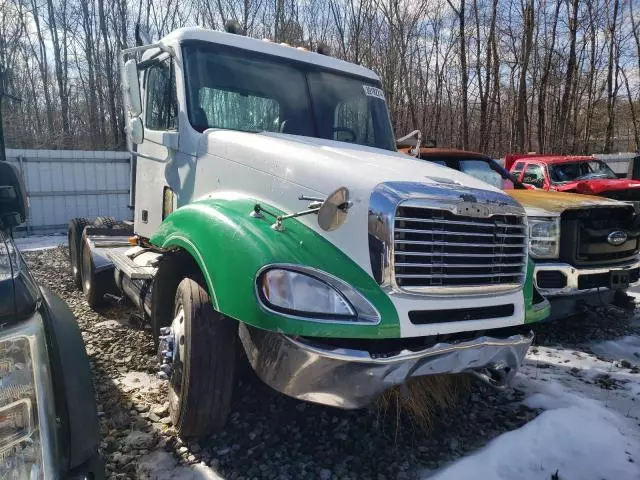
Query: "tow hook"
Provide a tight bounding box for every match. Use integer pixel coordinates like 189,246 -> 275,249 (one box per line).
469,365 -> 513,389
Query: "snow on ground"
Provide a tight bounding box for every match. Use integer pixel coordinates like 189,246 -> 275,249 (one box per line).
118,371 -> 164,393
14,234 -> 67,251
137,451 -> 224,480
591,336 -> 640,367
426,335 -> 640,480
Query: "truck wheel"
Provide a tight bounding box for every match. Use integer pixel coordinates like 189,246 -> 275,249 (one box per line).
81,237 -> 110,308
94,216 -> 117,228
68,218 -> 90,290
167,277 -> 237,437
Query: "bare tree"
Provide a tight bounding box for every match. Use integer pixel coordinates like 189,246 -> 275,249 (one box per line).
446,0 -> 468,149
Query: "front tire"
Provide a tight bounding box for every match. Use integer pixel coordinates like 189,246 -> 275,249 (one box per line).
168,277 -> 237,437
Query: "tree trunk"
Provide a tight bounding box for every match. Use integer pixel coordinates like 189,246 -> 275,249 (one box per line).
98,0 -> 120,147
80,0 -> 100,148
557,0 -> 579,153
516,0 -> 534,152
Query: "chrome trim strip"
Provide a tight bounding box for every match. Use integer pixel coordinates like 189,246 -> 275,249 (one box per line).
534,258 -> 640,296
284,331 -> 533,364
254,263 -> 381,325
396,216 -> 526,229
395,227 -> 526,238
395,261 -> 523,268
395,239 -> 524,248
396,251 -> 524,258
397,272 -> 521,279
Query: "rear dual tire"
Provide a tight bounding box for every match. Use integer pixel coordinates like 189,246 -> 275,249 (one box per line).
68,218 -> 90,289
80,234 -> 112,309
68,217 -> 117,308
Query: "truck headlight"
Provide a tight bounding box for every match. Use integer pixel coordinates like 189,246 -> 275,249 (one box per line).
529,217 -> 560,259
257,266 -> 380,323
0,320 -> 53,479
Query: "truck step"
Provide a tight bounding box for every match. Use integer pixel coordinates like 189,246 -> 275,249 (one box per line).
107,250 -> 157,279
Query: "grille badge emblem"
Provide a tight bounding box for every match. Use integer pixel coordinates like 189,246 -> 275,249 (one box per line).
455,201 -> 491,218
607,230 -> 628,246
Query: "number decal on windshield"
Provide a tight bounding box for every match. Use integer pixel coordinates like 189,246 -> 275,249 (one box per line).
362,85 -> 385,100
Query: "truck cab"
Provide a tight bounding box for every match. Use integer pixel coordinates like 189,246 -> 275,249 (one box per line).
73,27 -> 540,437
506,153 -> 640,204
402,146 -> 640,320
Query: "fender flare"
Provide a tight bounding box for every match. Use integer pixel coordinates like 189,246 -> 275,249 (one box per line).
150,195 -> 400,339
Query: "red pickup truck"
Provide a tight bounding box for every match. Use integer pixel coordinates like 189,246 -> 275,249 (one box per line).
505,153 -> 640,202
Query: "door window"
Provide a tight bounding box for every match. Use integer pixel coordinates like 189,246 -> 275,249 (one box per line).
522,164 -> 546,188
145,60 -> 178,131
511,161 -> 525,179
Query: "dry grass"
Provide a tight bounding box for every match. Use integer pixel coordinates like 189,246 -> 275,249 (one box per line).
375,374 -> 473,434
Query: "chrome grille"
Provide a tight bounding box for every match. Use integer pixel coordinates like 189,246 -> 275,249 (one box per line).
394,205 -> 527,294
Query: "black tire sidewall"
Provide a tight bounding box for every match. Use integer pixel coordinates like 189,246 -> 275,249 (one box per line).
81,237 -> 108,308
168,277 -> 237,437
68,218 -> 88,289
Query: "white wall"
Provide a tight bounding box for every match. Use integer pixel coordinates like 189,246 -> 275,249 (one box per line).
7,149 -> 132,234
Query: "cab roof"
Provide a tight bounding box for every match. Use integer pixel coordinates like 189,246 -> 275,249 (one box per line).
158,27 -> 380,82
506,154 -> 595,165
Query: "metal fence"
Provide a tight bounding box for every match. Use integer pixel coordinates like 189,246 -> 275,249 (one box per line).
6,149 -> 132,235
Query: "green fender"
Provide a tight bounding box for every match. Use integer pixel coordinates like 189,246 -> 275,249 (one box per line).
523,258 -> 550,324
150,195 -> 401,338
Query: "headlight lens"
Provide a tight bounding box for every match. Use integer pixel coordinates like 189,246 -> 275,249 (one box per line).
262,269 -> 354,316
529,217 -> 560,259
0,240 -> 52,478
0,332 -> 44,478
257,267 -> 380,323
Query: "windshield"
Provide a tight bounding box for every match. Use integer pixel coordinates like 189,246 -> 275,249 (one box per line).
182,42 -> 395,151
457,159 -> 522,190
549,160 -> 618,182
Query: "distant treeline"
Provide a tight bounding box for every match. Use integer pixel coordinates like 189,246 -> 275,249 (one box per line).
1,0 -> 639,155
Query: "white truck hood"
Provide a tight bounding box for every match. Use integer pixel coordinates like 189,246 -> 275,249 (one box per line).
196,127 -> 521,271
199,130 -> 507,198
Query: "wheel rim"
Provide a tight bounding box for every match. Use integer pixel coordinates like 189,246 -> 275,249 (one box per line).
168,307 -> 186,399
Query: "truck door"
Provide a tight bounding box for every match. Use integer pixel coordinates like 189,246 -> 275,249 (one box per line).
135,58 -> 179,237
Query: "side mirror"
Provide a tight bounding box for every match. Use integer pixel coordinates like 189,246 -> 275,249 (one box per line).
122,59 -> 142,117
318,187 -> 350,231
0,163 -> 28,230
129,117 -> 144,144
396,130 -> 422,157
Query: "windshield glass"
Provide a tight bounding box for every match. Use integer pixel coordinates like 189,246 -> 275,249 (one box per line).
182,42 -> 395,151
549,160 -> 618,182
458,159 -> 519,190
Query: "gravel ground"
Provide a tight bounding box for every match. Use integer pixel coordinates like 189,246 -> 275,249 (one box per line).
22,246 -> 640,480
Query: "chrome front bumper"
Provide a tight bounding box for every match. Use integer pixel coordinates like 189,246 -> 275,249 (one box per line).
239,324 -> 533,409
534,258 -> 640,297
